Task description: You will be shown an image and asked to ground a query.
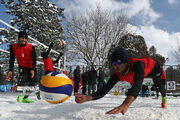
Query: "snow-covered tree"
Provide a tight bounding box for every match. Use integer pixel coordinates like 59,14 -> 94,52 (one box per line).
1,0 -> 64,52
108,34 -> 149,61
149,45 -> 165,66
149,45 -> 156,56
65,5 -> 130,67
174,38 -> 180,64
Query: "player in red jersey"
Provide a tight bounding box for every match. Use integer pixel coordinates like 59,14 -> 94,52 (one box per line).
75,48 -> 167,115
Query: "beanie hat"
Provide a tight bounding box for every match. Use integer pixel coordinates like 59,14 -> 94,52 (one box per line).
18,31 -> 28,39
110,48 -> 129,64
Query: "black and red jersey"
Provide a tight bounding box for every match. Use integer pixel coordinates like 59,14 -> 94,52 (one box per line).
12,43 -> 33,68
42,57 -> 54,72
115,57 -> 156,84
9,43 -> 36,71
92,57 -> 166,100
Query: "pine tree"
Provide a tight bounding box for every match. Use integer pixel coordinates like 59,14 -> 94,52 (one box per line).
149,45 -> 156,56
148,45 -> 165,66
109,34 -> 149,60
1,0 -> 64,51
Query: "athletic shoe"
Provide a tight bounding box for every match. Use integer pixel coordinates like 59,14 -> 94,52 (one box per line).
161,96 -> 167,108
17,95 -> 23,103
22,98 -> 34,103
36,91 -> 41,100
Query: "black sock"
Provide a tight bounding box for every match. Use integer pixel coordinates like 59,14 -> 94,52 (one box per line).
23,95 -> 28,99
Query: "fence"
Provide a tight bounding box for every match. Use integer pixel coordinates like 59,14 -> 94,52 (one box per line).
1,64 -> 180,94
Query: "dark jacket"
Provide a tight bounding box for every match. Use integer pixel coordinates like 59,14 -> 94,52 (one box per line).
73,68 -> 80,82
98,70 -> 105,83
89,70 -> 97,84
82,71 -> 89,84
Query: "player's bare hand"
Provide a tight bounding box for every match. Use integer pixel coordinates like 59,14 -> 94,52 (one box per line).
75,93 -> 86,103
6,71 -> 12,81
106,104 -> 128,115
75,93 -> 92,104
30,70 -> 35,78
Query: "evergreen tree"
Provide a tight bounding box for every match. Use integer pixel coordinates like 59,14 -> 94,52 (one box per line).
149,45 -> 166,66
108,34 -> 149,61
108,34 -> 166,68
149,45 -> 156,56
1,0 -> 64,52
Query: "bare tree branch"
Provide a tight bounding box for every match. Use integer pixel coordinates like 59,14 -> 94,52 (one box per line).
65,4 -> 130,67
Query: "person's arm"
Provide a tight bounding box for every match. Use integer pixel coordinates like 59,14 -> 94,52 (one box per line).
92,73 -> 119,100
31,46 -> 37,70
30,46 -> 37,79
9,45 -> 15,72
75,73 -> 119,103
125,61 -> 145,98
53,53 -> 63,64
6,45 -> 15,80
106,61 -> 145,115
46,42 -> 53,56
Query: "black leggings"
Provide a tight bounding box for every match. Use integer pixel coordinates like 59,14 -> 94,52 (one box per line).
148,62 -> 166,97
18,66 -> 37,86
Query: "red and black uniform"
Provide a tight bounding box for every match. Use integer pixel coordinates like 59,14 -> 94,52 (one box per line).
43,57 -> 54,73
9,43 -> 37,86
92,57 -> 166,100
41,43 -> 63,75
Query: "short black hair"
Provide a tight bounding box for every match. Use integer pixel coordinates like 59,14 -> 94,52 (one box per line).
18,31 -> 28,39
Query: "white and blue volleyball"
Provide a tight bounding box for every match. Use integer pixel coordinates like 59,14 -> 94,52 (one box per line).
39,72 -> 73,104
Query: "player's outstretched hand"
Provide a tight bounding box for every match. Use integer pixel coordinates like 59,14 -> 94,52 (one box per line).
106,104 -> 128,115
75,93 -> 85,103
75,93 -> 92,104
59,52 -> 63,57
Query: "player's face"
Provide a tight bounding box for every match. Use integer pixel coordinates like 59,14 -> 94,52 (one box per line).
19,37 -> 27,45
113,62 -> 127,75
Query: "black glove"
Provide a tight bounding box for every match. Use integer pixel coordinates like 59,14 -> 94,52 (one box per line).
59,52 -> 63,57
49,42 -> 54,48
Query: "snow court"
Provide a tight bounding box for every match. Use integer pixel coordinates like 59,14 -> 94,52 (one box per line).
0,94 -> 180,120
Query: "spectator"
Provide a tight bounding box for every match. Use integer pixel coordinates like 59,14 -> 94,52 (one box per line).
88,67 -> 97,94
97,67 -> 105,91
73,66 -> 81,94
82,71 -> 89,95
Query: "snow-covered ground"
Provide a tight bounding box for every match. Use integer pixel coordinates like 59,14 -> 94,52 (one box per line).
0,93 -> 180,120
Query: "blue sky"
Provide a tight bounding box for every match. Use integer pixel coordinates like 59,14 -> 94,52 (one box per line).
0,0 -> 180,65
150,0 -> 180,33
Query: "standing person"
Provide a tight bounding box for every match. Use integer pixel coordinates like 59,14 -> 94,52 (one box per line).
88,67 -> 97,94
41,42 -> 63,75
75,48 -> 167,115
81,71 -> 89,95
6,31 -> 37,103
73,66 -> 81,94
97,67 -> 105,91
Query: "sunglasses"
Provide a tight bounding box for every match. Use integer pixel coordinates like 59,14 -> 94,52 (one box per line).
113,62 -> 121,66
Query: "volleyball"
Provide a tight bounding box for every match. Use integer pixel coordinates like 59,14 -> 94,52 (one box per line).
39,72 -> 73,104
